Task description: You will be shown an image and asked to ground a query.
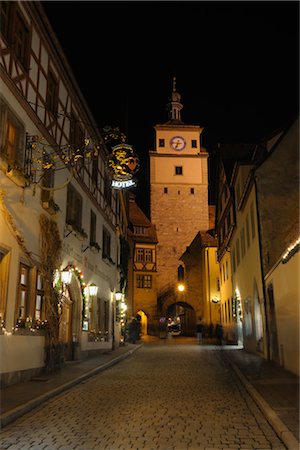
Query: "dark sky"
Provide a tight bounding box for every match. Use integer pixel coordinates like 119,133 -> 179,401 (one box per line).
42,1 -> 299,215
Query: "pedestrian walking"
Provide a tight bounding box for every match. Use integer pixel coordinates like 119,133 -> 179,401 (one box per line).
128,316 -> 140,344
196,317 -> 204,345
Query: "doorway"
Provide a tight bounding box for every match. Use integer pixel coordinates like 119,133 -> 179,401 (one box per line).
59,289 -> 73,360
137,310 -> 148,335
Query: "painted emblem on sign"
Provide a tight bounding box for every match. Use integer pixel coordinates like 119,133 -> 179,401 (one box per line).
107,144 -> 140,189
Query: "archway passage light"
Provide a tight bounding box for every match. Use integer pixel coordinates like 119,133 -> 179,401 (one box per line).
177,283 -> 185,292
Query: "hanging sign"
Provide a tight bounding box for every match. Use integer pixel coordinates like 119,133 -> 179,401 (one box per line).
107,143 -> 140,189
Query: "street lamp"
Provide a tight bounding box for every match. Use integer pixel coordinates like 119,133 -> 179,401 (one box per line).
61,270 -> 72,285
177,283 -> 185,292
88,283 -> 98,297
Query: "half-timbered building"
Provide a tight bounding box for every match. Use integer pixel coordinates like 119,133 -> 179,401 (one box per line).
0,1 -> 129,386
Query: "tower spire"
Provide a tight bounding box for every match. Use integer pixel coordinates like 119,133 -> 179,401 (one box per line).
167,76 -> 183,122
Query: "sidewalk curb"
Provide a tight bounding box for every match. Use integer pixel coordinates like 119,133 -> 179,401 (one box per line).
0,344 -> 142,429
227,358 -> 299,450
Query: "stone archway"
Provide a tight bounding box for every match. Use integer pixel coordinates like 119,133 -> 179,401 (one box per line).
166,302 -> 196,336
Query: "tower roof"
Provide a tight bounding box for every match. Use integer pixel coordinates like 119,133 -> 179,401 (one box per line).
165,76 -> 184,125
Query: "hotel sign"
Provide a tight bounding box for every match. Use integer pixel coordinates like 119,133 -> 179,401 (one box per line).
107,143 -> 140,190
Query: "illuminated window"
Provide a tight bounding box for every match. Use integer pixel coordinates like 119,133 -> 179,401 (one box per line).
136,274 -> 152,288
17,264 -> 30,320
175,166 -> 183,175
0,249 -> 10,322
0,100 -> 24,169
35,272 -> 44,321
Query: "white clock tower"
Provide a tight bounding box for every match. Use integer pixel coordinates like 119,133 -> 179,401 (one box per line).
149,78 -> 209,304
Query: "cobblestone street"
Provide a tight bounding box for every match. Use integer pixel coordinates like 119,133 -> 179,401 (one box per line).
0,343 -> 287,450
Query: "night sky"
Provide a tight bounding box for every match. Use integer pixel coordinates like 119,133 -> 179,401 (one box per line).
42,1 -> 299,216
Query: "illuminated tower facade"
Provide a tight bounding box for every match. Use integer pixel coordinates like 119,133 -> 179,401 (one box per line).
149,78 -> 209,307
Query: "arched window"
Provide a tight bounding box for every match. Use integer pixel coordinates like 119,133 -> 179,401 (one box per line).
178,265 -> 184,282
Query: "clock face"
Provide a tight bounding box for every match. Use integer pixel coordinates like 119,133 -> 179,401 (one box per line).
170,136 -> 186,151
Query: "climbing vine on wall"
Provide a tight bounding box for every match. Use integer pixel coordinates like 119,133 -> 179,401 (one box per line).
39,214 -> 63,373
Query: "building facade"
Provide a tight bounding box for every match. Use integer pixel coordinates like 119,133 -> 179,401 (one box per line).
149,78 -> 209,329
0,1 -> 129,386
127,194 -> 158,335
215,118 -> 299,375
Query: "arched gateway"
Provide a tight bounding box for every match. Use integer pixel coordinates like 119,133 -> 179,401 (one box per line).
166,302 -> 196,336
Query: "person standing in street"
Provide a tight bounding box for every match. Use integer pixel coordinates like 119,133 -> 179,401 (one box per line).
196,317 -> 204,345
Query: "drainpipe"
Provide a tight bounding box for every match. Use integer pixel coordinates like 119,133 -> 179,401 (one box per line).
254,174 -> 270,360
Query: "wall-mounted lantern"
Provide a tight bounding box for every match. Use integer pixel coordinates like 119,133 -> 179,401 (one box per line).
88,283 -> 98,297
61,270 -> 72,285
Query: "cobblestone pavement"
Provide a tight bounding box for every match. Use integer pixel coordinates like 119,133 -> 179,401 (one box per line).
0,344 -> 287,450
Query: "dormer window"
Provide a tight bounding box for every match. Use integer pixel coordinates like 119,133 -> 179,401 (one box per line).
133,226 -> 149,235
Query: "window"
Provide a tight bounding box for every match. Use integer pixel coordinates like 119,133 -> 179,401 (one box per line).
92,156 -> 98,185
236,239 -> 240,266
35,272 -> 44,321
241,227 -> 246,258
135,248 -> 152,262
232,248 -> 236,273
14,11 -> 29,68
0,1 -> 12,41
104,172 -> 112,206
136,274 -> 152,288
17,264 -> 30,320
0,249 -> 10,322
0,99 -> 24,169
41,157 -> 54,204
246,214 -> 250,248
159,139 -> 165,147
191,139 -> 197,148
133,226 -> 148,235
90,210 -> 96,244
175,166 -> 183,175
178,265 -> 184,282
102,227 -> 111,259
190,188 -> 194,194
1,3 -> 29,69
46,71 -> 58,116
164,187 -> 168,194
66,184 -> 82,230
136,248 -> 144,262
144,249 -> 152,262
250,203 -> 256,239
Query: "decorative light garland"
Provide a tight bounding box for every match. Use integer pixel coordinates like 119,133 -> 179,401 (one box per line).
63,264 -> 87,326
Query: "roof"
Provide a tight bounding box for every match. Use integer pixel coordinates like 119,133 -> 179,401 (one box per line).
179,231 -> 217,260
128,195 -> 158,244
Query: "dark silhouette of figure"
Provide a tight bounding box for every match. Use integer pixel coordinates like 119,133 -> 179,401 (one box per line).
196,317 -> 204,344
216,323 -> 223,345
129,316 -> 140,344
